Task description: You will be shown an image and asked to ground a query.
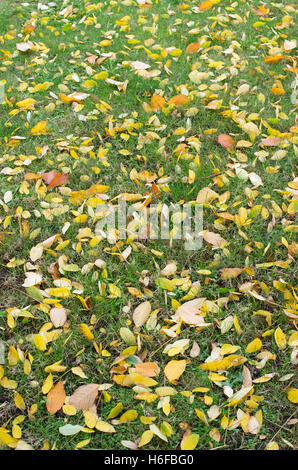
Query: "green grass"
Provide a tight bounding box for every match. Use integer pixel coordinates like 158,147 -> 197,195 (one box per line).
0,0 -> 297,452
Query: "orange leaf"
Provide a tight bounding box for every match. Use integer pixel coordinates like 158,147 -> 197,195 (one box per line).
42,170 -> 59,185
271,87 -> 285,95
217,134 -> 234,149
199,0 -> 215,11
168,94 -> 189,106
152,182 -> 161,196
186,42 -> 201,54
134,362 -> 160,378
150,94 -> 166,111
255,5 -> 269,16
25,173 -> 43,181
221,268 -> 243,280
264,56 -> 285,64
48,173 -> 69,188
46,381 -> 66,415
42,170 -> 69,188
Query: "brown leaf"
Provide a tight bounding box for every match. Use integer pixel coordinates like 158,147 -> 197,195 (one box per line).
242,366 -> 252,388
190,341 -> 201,358
46,381 -> 66,415
134,362 -> 159,377
221,268 -> 243,280
203,231 -> 227,248
68,383 -> 99,410
132,301 -> 151,329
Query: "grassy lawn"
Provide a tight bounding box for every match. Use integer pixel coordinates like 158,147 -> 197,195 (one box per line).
0,0 -> 297,451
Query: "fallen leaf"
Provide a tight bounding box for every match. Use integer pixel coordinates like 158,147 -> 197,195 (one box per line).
69,383 -> 99,410
46,381 -> 66,415
164,359 -> 187,383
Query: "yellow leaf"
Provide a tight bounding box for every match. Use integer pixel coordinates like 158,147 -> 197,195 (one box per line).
79,324 -> 94,341
44,361 -> 66,373
82,80 -> 97,89
233,315 -> 242,335
16,98 -> 36,109
241,122 -> 260,142
138,430 -> 154,447
42,373 -> 53,394
62,404 -> 77,416
30,82 -> 53,93
195,409 -> 208,424
181,433 -> 200,450
155,277 -> 176,291
209,372 -> 228,382
8,345 -> 19,366
33,334 -> 47,351
245,338 -> 262,354
0,377 -> 18,389
119,327 -> 136,346
95,421 -> 116,433
71,366 -> 88,379
227,386 -> 253,407
30,120 -> 50,136
107,402 -> 123,419
199,355 -> 246,371
47,287 -> 70,298
74,439 -> 90,449
119,410 -> 138,423
288,332 -> 298,347
84,410 -> 97,429
287,388 -> 298,404
266,441 -> 279,450
12,424 -> 22,439
220,344 -> 240,356
274,327 -> 287,350
108,284 -> 121,298
164,359 -> 186,383
168,48 -> 182,57
14,391 -> 26,410
162,401 -> 171,416
0,430 -> 18,448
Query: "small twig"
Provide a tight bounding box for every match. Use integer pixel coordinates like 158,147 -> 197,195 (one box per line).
149,336 -> 176,359
224,406 -> 230,446
115,241 -> 129,267
53,368 -> 71,385
210,444 -> 229,450
264,417 -> 292,433
197,171 -> 225,180
269,410 -> 297,443
7,284 -> 42,305
149,325 -> 192,359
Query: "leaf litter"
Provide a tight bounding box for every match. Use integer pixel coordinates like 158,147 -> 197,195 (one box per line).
0,0 -> 297,451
